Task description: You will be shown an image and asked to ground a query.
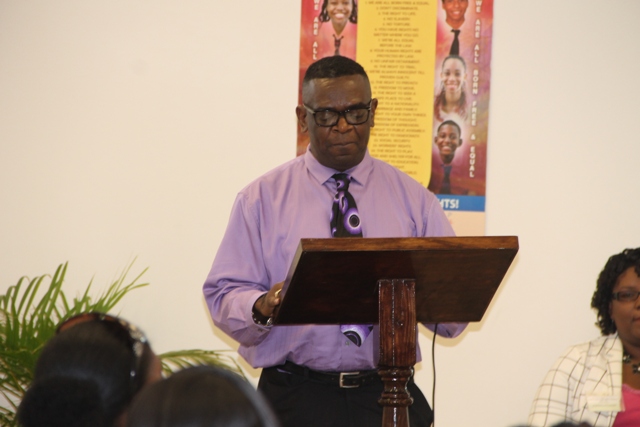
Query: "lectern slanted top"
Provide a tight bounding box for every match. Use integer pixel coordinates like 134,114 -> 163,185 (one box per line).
272,236 -> 519,326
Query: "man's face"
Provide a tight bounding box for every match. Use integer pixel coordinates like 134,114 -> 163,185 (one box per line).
296,75 -> 377,171
442,0 -> 468,28
434,123 -> 462,164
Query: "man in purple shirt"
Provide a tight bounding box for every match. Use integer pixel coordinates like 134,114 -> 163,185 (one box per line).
203,56 -> 466,427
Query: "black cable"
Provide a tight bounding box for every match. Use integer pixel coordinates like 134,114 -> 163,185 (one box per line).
431,323 -> 438,427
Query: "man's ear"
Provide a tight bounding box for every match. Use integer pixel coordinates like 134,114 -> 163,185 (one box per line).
296,105 -> 308,133
369,98 -> 379,128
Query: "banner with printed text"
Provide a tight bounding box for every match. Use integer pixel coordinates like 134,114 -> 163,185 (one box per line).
298,0 -> 492,236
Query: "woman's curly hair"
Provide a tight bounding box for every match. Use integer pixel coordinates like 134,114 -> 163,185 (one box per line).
591,248 -> 640,335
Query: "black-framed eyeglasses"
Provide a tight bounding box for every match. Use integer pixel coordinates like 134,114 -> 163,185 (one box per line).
56,312 -> 148,392
303,100 -> 374,127
612,290 -> 640,302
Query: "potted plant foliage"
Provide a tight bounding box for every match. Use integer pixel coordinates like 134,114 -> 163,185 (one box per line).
0,261 -> 243,426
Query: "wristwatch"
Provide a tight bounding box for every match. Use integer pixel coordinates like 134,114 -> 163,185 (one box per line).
252,295 -> 273,326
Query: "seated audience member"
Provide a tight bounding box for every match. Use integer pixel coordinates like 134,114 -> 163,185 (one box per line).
126,365 -> 280,427
528,248 -> 640,426
17,312 -> 162,427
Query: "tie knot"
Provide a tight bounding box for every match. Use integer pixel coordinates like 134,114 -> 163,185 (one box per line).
452,29 -> 460,35
332,173 -> 351,191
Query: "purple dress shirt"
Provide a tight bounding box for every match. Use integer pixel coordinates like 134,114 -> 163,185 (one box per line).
203,149 -> 467,371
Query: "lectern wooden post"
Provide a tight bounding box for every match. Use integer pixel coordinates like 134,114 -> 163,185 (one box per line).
272,236 -> 519,427
378,279 -> 416,426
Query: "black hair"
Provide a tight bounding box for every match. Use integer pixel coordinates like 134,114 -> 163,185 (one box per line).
17,377 -> 107,427
591,248 -> 640,335
437,119 -> 462,137
318,0 -> 358,24
442,54 -> 467,72
127,365 -> 280,427
17,319 -> 155,427
303,55 -> 368,84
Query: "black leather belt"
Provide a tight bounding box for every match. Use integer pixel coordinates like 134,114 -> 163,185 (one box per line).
276,361 -> 380,389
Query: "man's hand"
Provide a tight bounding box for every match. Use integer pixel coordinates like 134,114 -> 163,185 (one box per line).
253,282 -> 284,318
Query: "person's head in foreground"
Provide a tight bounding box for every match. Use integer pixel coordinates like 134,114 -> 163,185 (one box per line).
17,312 -> 162,427
126,365 -> 281,427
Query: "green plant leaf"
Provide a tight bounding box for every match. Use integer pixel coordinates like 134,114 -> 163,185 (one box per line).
0,261 -> 241,427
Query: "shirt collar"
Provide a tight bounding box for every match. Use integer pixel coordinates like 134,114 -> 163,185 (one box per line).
303,147 -> 373,187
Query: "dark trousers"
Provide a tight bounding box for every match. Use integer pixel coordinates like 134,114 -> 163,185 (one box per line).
258,366 -> 434,427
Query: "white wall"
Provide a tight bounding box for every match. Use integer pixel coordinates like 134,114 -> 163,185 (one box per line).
1,1 -> 639,426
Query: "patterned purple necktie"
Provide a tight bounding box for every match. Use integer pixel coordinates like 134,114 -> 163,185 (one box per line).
330,173 -> 372,346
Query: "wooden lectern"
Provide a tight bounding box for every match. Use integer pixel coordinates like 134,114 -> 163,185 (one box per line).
272,236 -> 518,427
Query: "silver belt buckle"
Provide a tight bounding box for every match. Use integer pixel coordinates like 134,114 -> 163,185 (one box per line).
339,371 -> 361,388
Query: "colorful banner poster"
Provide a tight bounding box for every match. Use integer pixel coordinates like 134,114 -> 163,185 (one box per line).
298,0 -> 493,236
297,0 -> 360,153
